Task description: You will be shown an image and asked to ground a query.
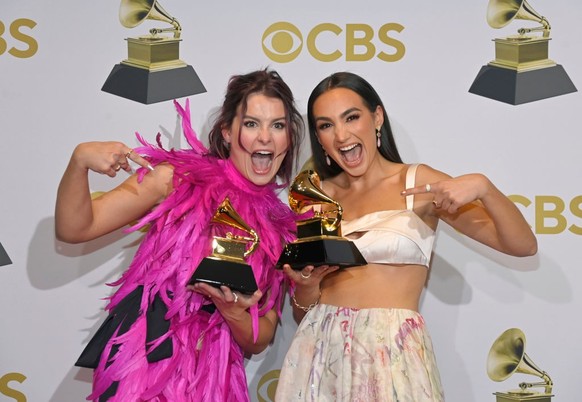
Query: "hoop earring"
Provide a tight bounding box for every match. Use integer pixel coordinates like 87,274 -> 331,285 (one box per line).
376,128 -> 381,148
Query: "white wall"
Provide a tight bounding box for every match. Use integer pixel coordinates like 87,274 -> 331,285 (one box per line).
1,1 -> 580,401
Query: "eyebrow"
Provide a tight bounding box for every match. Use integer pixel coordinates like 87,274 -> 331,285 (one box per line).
243,114 -> 286,123
314,107 -> 362,122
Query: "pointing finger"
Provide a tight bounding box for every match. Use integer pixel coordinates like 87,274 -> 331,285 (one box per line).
126,149 -> 154,171
401,183 -> 433,196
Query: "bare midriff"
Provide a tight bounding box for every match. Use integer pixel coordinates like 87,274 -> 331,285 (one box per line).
319,263 -> 428,311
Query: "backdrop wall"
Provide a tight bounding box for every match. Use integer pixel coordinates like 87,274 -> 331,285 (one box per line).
1,1 -> 580,401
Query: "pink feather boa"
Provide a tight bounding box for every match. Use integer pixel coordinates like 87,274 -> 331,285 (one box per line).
88,100 -> 296,402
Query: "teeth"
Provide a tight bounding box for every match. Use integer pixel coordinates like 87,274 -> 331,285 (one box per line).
255,151 -> 273,156
339,144 -> 358,152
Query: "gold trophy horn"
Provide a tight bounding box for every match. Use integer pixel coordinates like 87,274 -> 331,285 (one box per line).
211,197 -> 259,258
188,197 -> 259,295
276,170 -> 366,270
487,328 -> 554,401
120,0 -> 181,38
487,0 -> 550,38
289,170 -> 343,235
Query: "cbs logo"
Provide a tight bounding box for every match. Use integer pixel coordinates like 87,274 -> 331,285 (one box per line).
0,372 -> 27,402
510,195 -> 582,235
0,19 -> 38,58
256,369 -> 280,402
262,21 -> 405,63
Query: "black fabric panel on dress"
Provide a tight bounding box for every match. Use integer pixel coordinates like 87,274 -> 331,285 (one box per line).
99,381 -> 119,402
145,292 -> 173,362
75,286 -> 144,368
75,285 -> 174,369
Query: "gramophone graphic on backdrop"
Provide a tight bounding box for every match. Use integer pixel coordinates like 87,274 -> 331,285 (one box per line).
0,242 -> 12,267
487,328 -> 554,402
469,0 -> 576,105
102,0 -> 206,104
276,170 -> 367,270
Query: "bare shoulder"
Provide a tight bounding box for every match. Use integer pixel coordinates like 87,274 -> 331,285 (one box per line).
414,163 -> 452,184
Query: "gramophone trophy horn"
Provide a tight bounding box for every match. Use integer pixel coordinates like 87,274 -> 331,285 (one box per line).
487,0 -> 550,37
120,0 -> 181,38
487,328 -> 554,402
289,170 -> 343,236
101,0 -> 206,104
468,0 -> 576,105
276,170 -> 367,270
188,197 -> 259,295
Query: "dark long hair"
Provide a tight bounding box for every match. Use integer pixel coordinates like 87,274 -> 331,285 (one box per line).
307,72 -> 403,179
208,69 -> 304,185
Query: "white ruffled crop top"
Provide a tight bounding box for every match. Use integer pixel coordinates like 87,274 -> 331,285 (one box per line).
341,164 -> 435,267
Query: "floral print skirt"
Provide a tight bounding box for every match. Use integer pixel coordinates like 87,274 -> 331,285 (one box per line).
275,304 -> 444,402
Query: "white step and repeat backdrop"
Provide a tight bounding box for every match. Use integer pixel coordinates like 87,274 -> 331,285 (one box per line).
1,1 -> 581,401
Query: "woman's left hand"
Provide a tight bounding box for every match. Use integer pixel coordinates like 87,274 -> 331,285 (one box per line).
403,173 -> 490,214
189,282 -> 262,319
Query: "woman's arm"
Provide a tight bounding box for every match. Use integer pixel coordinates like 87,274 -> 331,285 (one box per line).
404,164 -> 537,257
55,141 -> 173,243
190,283 -> 280,354
282,264 -> 338,323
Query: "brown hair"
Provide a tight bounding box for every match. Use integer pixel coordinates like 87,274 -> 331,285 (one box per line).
208,69 -> 304,184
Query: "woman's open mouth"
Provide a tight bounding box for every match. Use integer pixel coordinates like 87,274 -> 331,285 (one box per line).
251,151 -> 274,173
339,143 -> 362,166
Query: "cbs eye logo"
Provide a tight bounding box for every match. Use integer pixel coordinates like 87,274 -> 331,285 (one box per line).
256,369 -> 280,402
0,18 -> 38,58
262,21 -> 405,63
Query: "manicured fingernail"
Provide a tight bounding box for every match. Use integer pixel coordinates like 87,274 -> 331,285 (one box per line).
147,164 -> 154,171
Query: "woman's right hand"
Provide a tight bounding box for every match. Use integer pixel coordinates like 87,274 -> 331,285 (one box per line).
56,141 -> 169,243
72,141 -> 152,177
282,263 -> 339,289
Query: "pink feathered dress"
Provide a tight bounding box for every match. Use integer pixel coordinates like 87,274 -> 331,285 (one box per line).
75,100 -> 296,402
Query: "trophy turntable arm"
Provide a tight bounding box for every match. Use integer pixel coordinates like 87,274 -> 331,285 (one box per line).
222,231 -> 260,258
149,18 -> 181,39
313,203 -> 343,233
243,229 -> 259,257
518,372 -> 553,394
517,16 -> 551,38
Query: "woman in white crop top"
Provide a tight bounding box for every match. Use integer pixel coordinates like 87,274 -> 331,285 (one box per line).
276,72 -> 537,402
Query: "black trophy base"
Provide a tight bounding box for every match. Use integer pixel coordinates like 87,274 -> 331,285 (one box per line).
276,238 -> 367,270
469,64 -> 577,105
188,257 -> 258,295
102,63 -> 207,105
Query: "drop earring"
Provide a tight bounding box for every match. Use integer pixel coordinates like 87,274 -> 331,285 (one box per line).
376,128 -> 381,148
324,151 -> 331,166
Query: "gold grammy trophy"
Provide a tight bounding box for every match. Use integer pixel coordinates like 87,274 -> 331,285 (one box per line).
102,0 -> 206,104
487,328 -> 554,402
469,0 -> 576,105
276,170 -> 367,270
188,197 -> 259,295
